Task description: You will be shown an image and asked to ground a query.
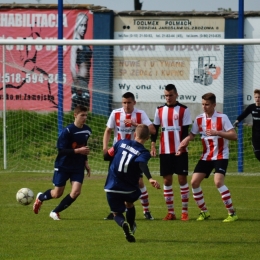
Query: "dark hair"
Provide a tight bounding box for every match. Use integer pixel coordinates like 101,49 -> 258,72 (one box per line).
165,84 -> 177,93
254,89 -> 260,95
74,105 -> 88,114
202,93 -> 216,103
122,92 -> 135,100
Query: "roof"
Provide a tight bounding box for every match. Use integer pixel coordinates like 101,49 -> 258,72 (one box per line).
0,4 -> 259,17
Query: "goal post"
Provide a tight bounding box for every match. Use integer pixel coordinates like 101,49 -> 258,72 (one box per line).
0,38 -> 260,174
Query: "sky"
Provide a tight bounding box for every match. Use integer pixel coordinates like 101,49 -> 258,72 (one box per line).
3,0 -> 260,12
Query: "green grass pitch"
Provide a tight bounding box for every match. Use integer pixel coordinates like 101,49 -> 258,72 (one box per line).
0,172 -> 259,260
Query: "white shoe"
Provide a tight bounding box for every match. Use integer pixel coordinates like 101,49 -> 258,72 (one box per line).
49,211 -> 61,220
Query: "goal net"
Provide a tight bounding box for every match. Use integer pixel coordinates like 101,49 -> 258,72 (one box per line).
0,38 -> 260,174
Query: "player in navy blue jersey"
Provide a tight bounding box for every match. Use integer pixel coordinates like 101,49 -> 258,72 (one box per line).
33,105 -> 91,220
104,124 -> 160,242
233,89 -> 260,162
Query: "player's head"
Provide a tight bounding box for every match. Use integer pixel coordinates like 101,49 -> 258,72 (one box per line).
202,92 -> 216,104
74,105 -> 88,126
135,124 -> 150,141
74,105 -> 88,114
74,13 -> 88,38
254,89 -> 260,106
164,84 -> 178,106
122,92 -> 136,114
201,92 -> 216,115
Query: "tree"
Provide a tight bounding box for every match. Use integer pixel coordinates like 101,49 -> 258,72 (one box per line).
134,0 -> 143,10
218,7 -> 232,12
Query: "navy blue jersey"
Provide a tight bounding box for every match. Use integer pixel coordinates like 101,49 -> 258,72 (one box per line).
237,104 -> 260,141
104,139 -> 151,193
54,123 -> 92,171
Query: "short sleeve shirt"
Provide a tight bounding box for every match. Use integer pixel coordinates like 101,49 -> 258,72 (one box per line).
106,107 -> 152,144
191,110 -> 233,160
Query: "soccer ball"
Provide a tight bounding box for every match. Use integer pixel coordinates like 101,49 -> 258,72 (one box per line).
16,188 -> 34,205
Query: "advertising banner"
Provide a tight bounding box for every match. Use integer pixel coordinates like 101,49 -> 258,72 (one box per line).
0,9 -> 93,111
244,17 -> 260,104
114,16 -> 225,103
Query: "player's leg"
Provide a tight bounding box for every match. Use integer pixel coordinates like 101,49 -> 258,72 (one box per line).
49,171 -> 84,220
139,176 -> 153,220
214,160 -> 238,222
107,193 -> 135,243
125,190 -> 140,235
160,154 -> 175,220
191,160 -> 211,220
33,170 -> 67,214
175,152 -> 189,221
162,174 -> 175,220
252,142 -> 260,162
104,161 -> 115,220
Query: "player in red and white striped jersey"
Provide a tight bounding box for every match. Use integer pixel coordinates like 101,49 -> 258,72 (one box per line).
151,84 -> 192,221
178,92 -> 238,222
103,92 -> 156,220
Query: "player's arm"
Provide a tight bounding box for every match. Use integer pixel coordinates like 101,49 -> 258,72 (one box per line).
58,130 -> 90,155
103,147 -> 114,161
139,162 -> 160,189
148,123 -> 156,135
206,128 -> 237,141
175,125 -> 191,156
103,127 -> 113,154
150,124 -> 160,157
233,105 -> 252,127
181,125 -> 190,140
85,160 -> 91,177
58,147 -> 90,155
177,132 -> 196,155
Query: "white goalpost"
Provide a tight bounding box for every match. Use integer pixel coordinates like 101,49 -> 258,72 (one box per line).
0,38 -> 260,174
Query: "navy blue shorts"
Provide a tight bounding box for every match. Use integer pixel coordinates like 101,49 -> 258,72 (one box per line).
52,169 -> 84,187
159,152 -> 188,176
106,190 -> 141,214
193,159 -> 229,178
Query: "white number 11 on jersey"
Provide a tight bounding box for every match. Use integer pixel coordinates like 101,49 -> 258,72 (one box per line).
118,151 -> 133,173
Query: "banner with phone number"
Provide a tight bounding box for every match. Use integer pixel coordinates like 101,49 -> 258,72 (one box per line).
0,9 -> 93,111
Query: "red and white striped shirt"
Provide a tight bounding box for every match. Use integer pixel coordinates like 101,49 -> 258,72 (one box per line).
191,110 -> 233,160
106,107 -> 152,145
153,103 -> 192,154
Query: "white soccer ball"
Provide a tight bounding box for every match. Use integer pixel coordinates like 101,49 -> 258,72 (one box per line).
16,188 -> 34,205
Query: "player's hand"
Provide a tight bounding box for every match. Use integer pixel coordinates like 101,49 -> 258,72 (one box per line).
206,129 -> 218,136
76,146 -> 90,155
178,139 -> 189,152
149,179 -> 160,189
85,163 -> 91,177
233,120 -> 239,128
150,146 -> 157,157
124,119 -> 132,127
175,149 -> 183,156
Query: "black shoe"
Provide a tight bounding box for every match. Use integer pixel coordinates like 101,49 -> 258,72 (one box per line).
104,212 -> 114,220
144,211 -> 154,220
122,221 -> 135,243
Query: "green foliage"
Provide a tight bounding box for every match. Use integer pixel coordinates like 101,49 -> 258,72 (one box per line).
0,111 -> 257,173
0,172 -> 260,260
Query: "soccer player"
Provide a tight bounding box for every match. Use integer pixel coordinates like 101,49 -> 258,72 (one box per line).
150,84 -> 192,221
103,92 -> 156,220
178,92 -> 238,222
33,105 -> 91,220
104,124 -> 160,242
233,89 -> 260,162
